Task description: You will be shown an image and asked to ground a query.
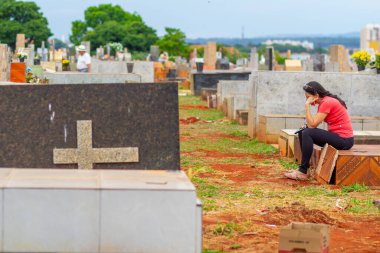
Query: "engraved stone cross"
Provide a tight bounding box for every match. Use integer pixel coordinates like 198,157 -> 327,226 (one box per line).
54,120 -> 139,170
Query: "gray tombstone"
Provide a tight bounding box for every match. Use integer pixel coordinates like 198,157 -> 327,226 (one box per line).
150,46 -> 159,61
265,47 -> 274,71
26,44 -> 35,66
303,59 -> 314,72
249,47 -> 259,71
96,46 -> 104,59
41,41 -> 48,61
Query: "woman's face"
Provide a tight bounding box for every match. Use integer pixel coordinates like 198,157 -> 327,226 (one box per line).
304,92 -> 320,106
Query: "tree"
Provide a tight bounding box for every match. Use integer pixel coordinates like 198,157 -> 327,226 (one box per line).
122,22 -> 158,52
0,0 -> 52,49
70,4 -> 157,52
156,27 -> 190,58
69,21 -> 87,45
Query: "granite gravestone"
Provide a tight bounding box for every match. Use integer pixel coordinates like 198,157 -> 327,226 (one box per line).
0,83 -> 179,170
192,71 -> 251,96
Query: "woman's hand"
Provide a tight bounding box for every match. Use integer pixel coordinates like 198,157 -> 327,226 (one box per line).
305,96 -> 317,106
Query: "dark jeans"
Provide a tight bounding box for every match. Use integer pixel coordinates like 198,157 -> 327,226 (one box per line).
298,128 -> 354,174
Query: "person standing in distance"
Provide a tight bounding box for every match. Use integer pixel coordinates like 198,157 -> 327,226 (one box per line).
284,81 -> 354,181
76,45 -> 91,73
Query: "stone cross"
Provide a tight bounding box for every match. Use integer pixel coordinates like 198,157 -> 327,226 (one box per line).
54,120 -> 139,170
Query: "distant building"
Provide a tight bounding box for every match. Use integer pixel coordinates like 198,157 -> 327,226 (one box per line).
360,24 -> 380,51
262,40 -> 314,50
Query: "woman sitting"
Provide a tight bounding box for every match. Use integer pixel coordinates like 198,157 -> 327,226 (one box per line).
284,81 -> 354,181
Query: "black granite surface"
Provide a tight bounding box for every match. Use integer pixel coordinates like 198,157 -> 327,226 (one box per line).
0,83 -> 180,170
192,72 -> 251,96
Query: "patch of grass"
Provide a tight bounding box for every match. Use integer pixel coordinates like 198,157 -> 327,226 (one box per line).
191,176 -> 206,184
230,130 -> 248,137
181,136 -> 278,154
342,183 -> 369,193
347,197 -> 378,213
181,155 -> 207,168
179,96 -> 204,105
230,244 -> 241,250
261,159 -> 274,165
203,250 -> 225,253
227,192 -> 246,199
279,159 -> 299,170
297,186 -> 345,197
213,223 -> 237,236
196,182 -> 220,198
203,199 -> 218,212
180,108 -> 224,121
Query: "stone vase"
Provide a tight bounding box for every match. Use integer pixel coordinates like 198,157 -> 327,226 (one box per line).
377,68 -> 380,74
19,58 -> 25,62
358,65 -> 365,71
127,62 -> 134,73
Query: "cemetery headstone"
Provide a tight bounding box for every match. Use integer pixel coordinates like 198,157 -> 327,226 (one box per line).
96,46 -> 104,59
0,83 -> 180,170
249,47 -> 259,71
41,41 -> 48,61
303,59 -> 314,71
285,60 -> 302,71
329,45 -> 351,72
0,44 -> 9,81
10,63 -> 26,83
150,45 -> 159,61
266,47 -> 274,71
204,42 -> 217,69
16,34 -> 25,52
26,44 -> 35,66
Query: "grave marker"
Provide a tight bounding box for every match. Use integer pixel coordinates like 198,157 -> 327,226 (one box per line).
204,42 -> 217,69
16,34 -> 25,52
0,44 -> 9,81
0,83 -> 179,170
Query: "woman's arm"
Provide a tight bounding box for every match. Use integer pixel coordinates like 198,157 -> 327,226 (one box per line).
305,97 -> 327,128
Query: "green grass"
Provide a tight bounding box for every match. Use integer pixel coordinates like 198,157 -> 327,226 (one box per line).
230,130 -> 248,137
181,136 -> 278,155
181,155 -> 207,168
279,159 -> 299,170
180,108 -> 224,121
297,186 -> 346,197
347,197 -> 378,214
342,183 -> 370,193
179,96 -> 203,105
203,250 -> 225,253
213,223 -> 237,236
230,244 -> 242,250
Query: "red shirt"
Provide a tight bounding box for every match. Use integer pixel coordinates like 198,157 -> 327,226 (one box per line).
318,96 -> 353,138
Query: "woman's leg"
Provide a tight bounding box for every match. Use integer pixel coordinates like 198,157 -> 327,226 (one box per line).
299,128 -> 353,174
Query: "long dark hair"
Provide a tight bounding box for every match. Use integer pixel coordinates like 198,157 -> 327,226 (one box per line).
303,81 -> 347,109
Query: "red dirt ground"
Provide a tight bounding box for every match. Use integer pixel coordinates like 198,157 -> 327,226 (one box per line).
180,104 -> 210,110
180,116 -> 201,124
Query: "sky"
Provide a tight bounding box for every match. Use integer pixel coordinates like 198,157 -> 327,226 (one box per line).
28,0 -> 380,40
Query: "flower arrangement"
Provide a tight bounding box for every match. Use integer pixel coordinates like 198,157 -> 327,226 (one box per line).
376,52 -> 380,69
62,59 -> 70,66
351,51 -> 371,69
16,52 -> 28,59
